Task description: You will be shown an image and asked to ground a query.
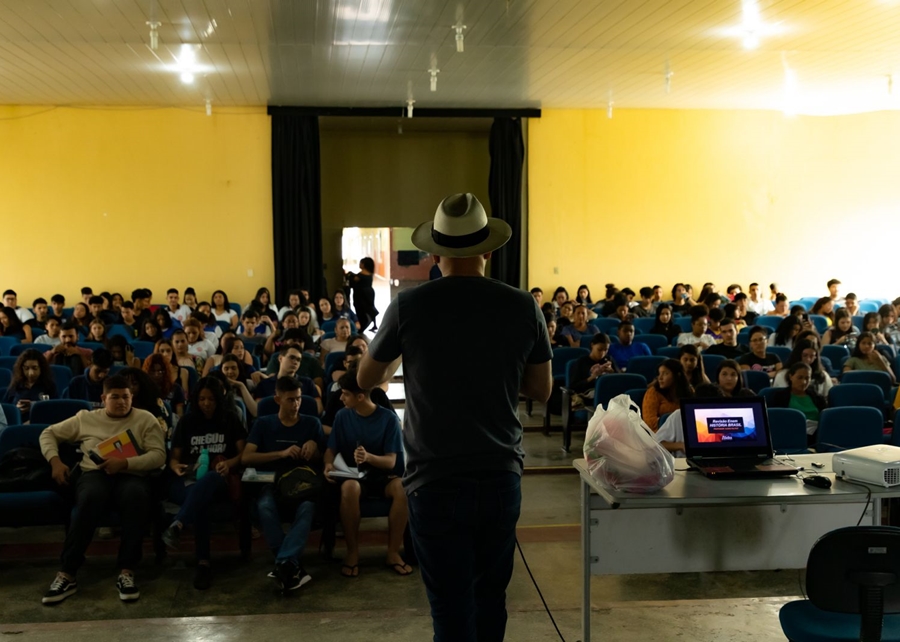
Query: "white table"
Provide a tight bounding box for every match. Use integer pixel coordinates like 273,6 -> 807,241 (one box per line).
575,455 -> 900,642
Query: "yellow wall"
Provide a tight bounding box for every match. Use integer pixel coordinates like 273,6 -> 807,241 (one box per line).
528,109 -> 900,302
320,129 -> 490,291
0,106 -> 272,307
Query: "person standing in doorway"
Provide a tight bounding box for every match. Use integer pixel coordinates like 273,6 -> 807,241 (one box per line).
358,193 -> 553,642
346,257 -> 379,332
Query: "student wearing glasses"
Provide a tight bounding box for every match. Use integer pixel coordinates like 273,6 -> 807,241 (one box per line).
738,326 -> 782,380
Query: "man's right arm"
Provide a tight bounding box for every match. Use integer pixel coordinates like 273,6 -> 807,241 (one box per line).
241,442 -> 295,466
39,415 -> 83,463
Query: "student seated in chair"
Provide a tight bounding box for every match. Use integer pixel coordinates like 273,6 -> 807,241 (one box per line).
241,376 -> 324,594
49,294 -> 67,321
560,304 -> 598,347
569,333 -> 618,407
67,348 -> 113,404
254,345 -> 322,413
738,326 -> 782,380
324,370 -> 410,578
321,350 -> 394,436
607,321 -> 651,371
263,329 -> 325,390
768,362 -> 827,436
676,305 -> 716,351
45,320 -> 92,376
35,316 -> 62,347
655,383 -> 723,456
319,318 -> 353,365
38,374 -> 166,604
704,319 -> 748,360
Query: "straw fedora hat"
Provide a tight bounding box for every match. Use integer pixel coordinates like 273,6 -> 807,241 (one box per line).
411,193 -> 512,258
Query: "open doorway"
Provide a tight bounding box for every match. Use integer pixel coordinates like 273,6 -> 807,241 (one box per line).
341,226 -> 435,326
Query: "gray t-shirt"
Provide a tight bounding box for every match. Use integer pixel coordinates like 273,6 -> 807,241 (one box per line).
369,276 -> 552,493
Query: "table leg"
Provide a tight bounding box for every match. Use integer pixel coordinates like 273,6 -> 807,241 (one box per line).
873,497 -> 883,526
582,478 -> 592,642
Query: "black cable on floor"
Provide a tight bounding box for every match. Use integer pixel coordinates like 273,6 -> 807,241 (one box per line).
516,537 -> 568,642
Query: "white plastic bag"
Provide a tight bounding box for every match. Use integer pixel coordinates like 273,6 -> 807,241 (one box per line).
583,393 -> 675,494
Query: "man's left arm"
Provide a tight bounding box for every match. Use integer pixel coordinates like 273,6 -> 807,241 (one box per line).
358,301 -> 402,389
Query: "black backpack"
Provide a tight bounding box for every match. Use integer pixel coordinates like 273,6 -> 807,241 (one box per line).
275,464 -> 324,502
0,446 -> 52,493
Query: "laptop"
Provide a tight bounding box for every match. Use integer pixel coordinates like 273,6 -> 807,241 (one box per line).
681,396 -> 798,479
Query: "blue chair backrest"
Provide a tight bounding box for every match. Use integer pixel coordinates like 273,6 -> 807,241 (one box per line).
657,346 -> 681,359
78,342 -> 104,352
50,365 -> 73,395
10,343 -> 51,356
107,325 -> 134,342
0,402 -> 22,425
109,365 -> 127,376
828,383 -> 886,411
131,341 -> 156,360
755,317 -> 782,331
789,300 -> 808,311
320,320 -> 337,334
742,369 -> 771,394
632,318 -> 656,334
768,346 -> 792,365
808,315 -> 830,334
758,387 -> 779,406
767,408 -> 809,455
799,297 -> 819,307
817,407 -> 884,452
321,331 -> 335,341
633,334 -> 668,354
551,347 -> 588,379
841,371 -> 892,399
0,336 -> 19,356
257,396 -> 278,417
0,424 -> 50,454
579,334 -> 595,349
0,356 -> 18,371
858,301 -> 880,314
300,395 -> 319,417
702,354 -> 726,375
590,318 -> 621,334
674,317 -> 693,333
737,332 -> 751,346
325,351 -> 346,379
30,399 -> 92,425
216,321 -> 232,333
565,359 -> 580,388
821,345 -> 850,367
625,387 -> 646,408
594,374 -> 648,409
625,355 -> 665,382
0,367 -> 10,389
229,302 -> 242,317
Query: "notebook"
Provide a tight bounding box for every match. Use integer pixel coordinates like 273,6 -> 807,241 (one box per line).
681,396 -> 798,479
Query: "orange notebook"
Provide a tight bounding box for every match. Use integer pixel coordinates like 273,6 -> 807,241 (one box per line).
92,429 -> 144,461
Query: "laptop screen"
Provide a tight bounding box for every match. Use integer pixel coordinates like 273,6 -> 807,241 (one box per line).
681,396 -> 773,458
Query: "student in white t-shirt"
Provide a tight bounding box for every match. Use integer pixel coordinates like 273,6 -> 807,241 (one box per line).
35,317 -> 62,346
165,289 -> 193,324
676,307 -> 717,351
746,282 -> 774,316
654,383 -> 724,457
211,290 -> 239,331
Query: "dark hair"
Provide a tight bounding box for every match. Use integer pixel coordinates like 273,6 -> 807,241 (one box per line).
733,292 -> 748,302
142,353 -> 176,397
51,294 -> 65,304
102,373 -> 131,393
61,319 -> 80,333
618,321 -> 634,331
220,353 -> 250,383
154,308 -> 173,329
140,319 -> 160,341
879,304 -> 894,318
212,290 -> 231,311
91,348 -> 114,370
275,375 -> 301,395
359,257 -> 375,273
748,325 -> 767,341
787,362 -> 812,385
671,283 -> 686,300
654,358 -> 693,401
689,305 -> 709,321
785,339 -> 826,385
604,283 -> 618,300
679,344 -> 706,386
575,285 -> 593,305
530,287 -> 543,295
827,279 -> 841,288
590,332 -> 610,346
154,339 -> 177,366
108,334 -> 132,356
88,295 -> 103,306
863,312 -> 881,331
790,305 -> 806,316
282,328 -> 309,346
775,293 -> 788,303
81,287 -> 93,296
654,304 -> 672,322
338,369 -> 367,395
715,359 -> 744,395
620,287 -> 635,298
33,297 -> 47,307
723,303 -> 738,319
184,287 -> 196,297
694,383 -> 724,398
115,368 -> 161,413
772,315 -> 802,346
639,287 -> 653,299
0,306 -> 26,336
167,288 -> 178,296
280,343 -> 303,357
9,349 -> 55,395
726,284 -> 741,294
45,315 -> 61,326
121,300 -> 134,310
845,292 -> 858,301
852,332 -> 877,359
552,286 -> 569,301
2,289 -> 17,297
187,376 -> 228,422
345,345 -> 364,358
810,297 -> 834,317
702,292 -> 722,308
708,308 -> 725,323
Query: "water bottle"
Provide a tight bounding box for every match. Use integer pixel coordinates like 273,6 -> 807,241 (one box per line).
196,448 -> 210,480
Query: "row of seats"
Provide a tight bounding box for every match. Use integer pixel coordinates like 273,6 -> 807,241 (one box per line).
586,313 -> 875,337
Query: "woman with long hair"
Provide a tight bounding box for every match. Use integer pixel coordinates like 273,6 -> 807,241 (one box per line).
70,302 -> 92,336
85,319 -> 108,346
843,332 -> 897,383
822,309 -> 859,350
679,344 -> 709,387
810,297 -> 835,325
143,353 -> 186,417
245,287 -> 279,323
716,359 -> 754,398
139,318 -> 161,343
575,285 -> 593,306
117,367 -> 170,433
0,306 -> 33,343
162,376 -> 246,590
773,339 -> 833,397
768,315 -> 802,349
649,304 -> 680,342
347,257 -> 379,331
154,308 -> 179,339
153,339 -> 191,392
108,335 -> 141,368
769,362 -> 828,437
332,290 -> 359,329
4,349 -> 56,419
212,290 -> 239,331
642,358 -> 693,431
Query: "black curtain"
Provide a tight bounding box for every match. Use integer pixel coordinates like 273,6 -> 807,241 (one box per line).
488,117 -> 525,287
269,108 -> 325,304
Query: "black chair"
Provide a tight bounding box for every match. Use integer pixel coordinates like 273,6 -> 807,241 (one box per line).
780,526 -> 900,641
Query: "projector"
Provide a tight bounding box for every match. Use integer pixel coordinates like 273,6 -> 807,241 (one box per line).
833,445 -> 900,488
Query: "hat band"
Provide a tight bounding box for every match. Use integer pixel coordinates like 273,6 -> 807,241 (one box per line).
431,225 -> 490,249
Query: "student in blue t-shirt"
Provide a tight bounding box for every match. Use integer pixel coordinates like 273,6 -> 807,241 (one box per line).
324,369 -> 408,578
607,321 -> 651,371
67,348 -> 113,404
241,376 -> 325,595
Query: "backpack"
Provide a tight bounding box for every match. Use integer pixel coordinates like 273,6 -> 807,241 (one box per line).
0,447 -> 53,493
275,464 -> 324,502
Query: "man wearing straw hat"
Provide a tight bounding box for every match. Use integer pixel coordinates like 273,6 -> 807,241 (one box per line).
359,193 -> 552,641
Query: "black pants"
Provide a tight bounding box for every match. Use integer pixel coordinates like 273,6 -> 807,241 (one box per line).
61,470 -> 152,576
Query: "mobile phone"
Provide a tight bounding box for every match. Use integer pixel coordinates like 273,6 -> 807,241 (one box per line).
88,451 -> 105,466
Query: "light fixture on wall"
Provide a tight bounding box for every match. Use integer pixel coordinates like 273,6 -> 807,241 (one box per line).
664,61 -> 674,94
429,67 -> 440,92
175,44 -> 201,84
453,24 -> 467,53
406,98 -> 415,118
205,99 -> 212,116
607,91 -> 614,119
147,20 -> 161,50
741,0 -> 761,49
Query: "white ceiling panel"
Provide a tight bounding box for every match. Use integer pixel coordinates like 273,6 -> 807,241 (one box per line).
0,1 -> 899,114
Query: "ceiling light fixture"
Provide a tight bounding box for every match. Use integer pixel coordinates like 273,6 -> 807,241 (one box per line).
607,91 -> 614,119
147,20 -> 161,50
406,98 -> 415,118
741,0 -> 761,50
206,99 -> 212,116
664,61 -> 674,94
180,72 -> 194,84
453,24 -> 467,53
429,68 -> 440,92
